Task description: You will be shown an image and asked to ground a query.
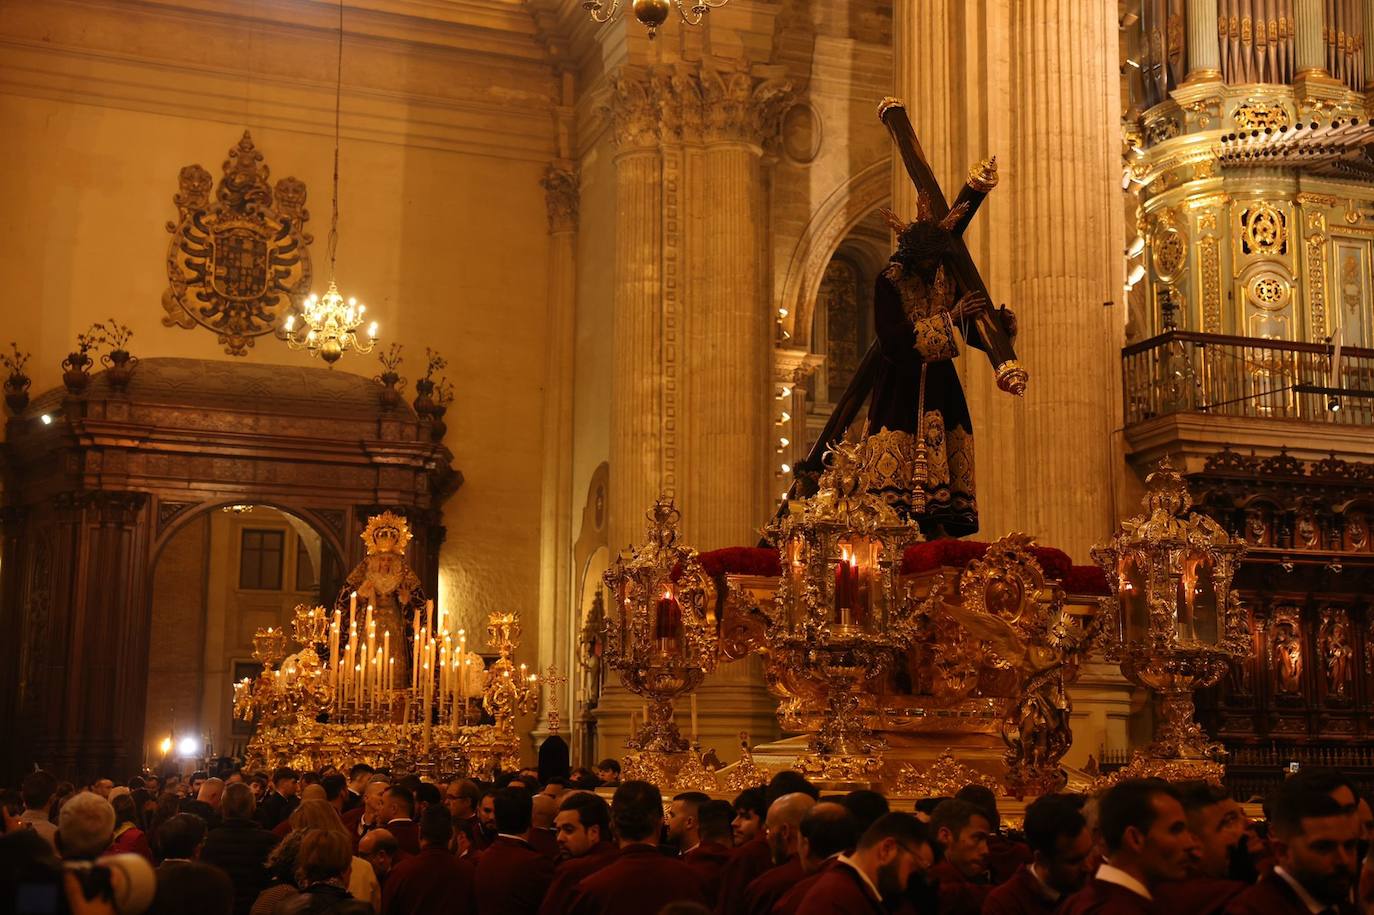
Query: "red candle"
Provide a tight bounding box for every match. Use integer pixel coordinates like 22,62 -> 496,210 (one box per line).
834,547 -> 860,621
654,589 -> 681,641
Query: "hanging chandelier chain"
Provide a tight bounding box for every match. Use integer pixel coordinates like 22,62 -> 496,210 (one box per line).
328,0 -> 343,281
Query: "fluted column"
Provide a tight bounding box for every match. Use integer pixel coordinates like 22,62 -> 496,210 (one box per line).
1294,0 -> 1329,75
1363,0 -> 1374,86
1008,1 -> 1118,560
891,1 -> 958,221
606,73 -> 665,554
534,164 -> 578,739
682,64 -> 790,550
1185,0 -> 1223,78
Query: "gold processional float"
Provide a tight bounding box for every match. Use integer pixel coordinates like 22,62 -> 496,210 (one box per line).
234,512 -> 538,776
600,441 -> 1255,799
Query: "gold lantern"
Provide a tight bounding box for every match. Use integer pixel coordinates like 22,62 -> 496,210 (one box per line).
763,431 -> 924,785
1091,459 -> 1250,781
602,498 -> 718,763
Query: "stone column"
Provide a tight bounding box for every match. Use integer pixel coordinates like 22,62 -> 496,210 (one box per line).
1294,0 -> 1328,75
1185,0 -> 1223,79
1364,0 -> 1374,87
683,63 -> 790,550
606,71 -> 665,554
534,163 -> 578,739
891,1 -> 959,221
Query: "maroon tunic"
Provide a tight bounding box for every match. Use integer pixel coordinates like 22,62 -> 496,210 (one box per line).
1057,876 -> 1155,915
475,835 -> 557,915
928,859 -> 990,915
380,845 -> 476,915
742,856 -> 805,915
715,835 -> 774,915
793,861 -> 885,915
1223,871 -> 1336,915
385,819 -> 422,855
527,826 -> 560,859
568,843 -> 706,915
538,842 -> 617,915
981,864 -> 1059,915
773,858 -> 844,915
986,835 -> 1034,886
682,841 -> 732,906
1154,877 -> 1247,915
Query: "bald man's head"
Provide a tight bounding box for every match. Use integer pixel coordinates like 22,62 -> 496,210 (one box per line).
766,792 -> 817,864
531,792 -> 559,829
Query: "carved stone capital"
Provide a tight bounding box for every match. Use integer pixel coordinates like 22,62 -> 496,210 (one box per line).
603,64 -> 793,151
540,165 -> 579,233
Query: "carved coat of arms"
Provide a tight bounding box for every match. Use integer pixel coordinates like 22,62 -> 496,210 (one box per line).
162,132 -> 312,356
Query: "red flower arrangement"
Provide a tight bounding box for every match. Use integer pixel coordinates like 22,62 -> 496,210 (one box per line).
899,538 -> 1074,580
1061,564 -> 1111,596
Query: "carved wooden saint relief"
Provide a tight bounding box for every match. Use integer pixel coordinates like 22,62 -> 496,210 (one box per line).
162,132 -> 312,356
1270,607 -> 1303,695
1319,608 -> 1353,698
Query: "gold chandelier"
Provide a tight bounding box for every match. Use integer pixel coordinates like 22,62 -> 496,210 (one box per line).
284,0 -> 378,365
583,0 -> 730,39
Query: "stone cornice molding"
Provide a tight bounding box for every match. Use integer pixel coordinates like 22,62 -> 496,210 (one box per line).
540,164 -> 580,232
601,60 -> 793,152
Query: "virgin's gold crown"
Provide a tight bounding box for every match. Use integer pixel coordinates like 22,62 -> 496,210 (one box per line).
361,511 -> 413,555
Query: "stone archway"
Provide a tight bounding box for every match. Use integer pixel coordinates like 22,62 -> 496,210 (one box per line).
0,358 -> 461,782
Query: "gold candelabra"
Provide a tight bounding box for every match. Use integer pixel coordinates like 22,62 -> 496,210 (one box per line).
1091,459 -> 1251,782
763,431 -> 924,785
602,498 -> 718,764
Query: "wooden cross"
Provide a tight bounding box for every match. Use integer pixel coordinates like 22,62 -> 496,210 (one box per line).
784,98 -> 1023,501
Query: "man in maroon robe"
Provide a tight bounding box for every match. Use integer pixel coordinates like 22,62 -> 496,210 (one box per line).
342,778 -> 389,850
1154,782 -> 1251,915
796,813 -> 931,915
1225,776 -> 1360,915
527,793 -> 561,859
983,793 -> 1093,915
381,806 -> 476,915
773,802 -> 860,915
715,786 -> 772,914
682,800 -> 735,906
926,798 -> 991,915
666,791 -> 711,857
381,785 -> 421,855
568,781 -> 705,915
475,787 -> 555,915
742,792 -> 816,915
539,792 -> 616,915
1059,779 -> 1198,915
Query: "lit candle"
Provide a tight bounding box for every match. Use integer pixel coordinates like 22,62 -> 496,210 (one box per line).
654,588 -> 681,642
382,630 -> 391,696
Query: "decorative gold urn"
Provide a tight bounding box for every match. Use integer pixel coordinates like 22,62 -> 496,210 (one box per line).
762,431 -> 924,785
1091,459 -> 1251,782
602,498 -> 718,780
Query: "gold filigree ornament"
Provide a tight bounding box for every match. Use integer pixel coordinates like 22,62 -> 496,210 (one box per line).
361,512 -> 414,555
162,132 -> 312,356
1091,459 -> 1251,778
292,604 -> 330,648
1089,750 -> 1225,791
722,732 -> 769,791
893,751 -> 1001,798
603,498 -> 719,756
673,747 -> 720,791
763,431 -> 925,785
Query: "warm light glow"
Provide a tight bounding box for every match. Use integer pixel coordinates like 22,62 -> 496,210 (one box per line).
781,463 -> 792,474
39,414 -> 52,425
779,437 -> 790,447
1126,264 -> 1146,287
159,737 -> 173,755
1126,236 -> 1145,258
177,736 -> 199,757
283,280 -> 378,365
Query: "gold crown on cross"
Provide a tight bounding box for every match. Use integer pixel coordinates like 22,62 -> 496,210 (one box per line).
361,511 -> 413,556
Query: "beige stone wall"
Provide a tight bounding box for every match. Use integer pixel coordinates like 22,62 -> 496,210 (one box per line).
0,0 -> 557,671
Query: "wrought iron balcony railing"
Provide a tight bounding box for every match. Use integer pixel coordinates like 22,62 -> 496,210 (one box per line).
1123,331 -> 1374,427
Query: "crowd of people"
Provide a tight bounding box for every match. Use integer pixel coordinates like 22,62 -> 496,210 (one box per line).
3,754 -> 1374,915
